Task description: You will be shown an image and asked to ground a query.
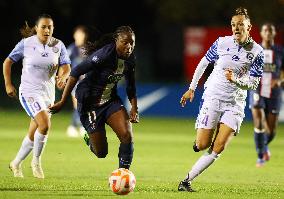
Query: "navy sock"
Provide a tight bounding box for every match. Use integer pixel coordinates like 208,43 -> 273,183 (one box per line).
266,132 -> 275,145
254,131 -> 266,159
118,142 -> 134,169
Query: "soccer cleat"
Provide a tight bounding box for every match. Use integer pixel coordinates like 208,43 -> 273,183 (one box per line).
263,149 -> 271,161
256,158 -> 265,168
31,160 -> 44,179
9,162 -> 24,178
193,140 -> 200,152
178,181 -> 195,192
83,133 -> 90,146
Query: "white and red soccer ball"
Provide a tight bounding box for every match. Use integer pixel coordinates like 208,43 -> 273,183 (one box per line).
109,168 -> 136,195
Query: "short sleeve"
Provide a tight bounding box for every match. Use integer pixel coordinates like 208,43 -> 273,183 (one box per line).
8,39 -> 24,62
59,42 -> 71,66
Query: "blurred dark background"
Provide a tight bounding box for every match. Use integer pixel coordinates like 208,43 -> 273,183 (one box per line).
1,0 -> 284,111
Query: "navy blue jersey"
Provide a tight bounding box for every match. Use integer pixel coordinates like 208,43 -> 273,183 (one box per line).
254,45 -> 284,98
67,43 -> 85,68
262,45 -> 284,79
70,42 -> 136,112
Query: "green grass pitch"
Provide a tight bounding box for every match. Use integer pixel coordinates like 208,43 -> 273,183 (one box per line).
0,110 -> 283,198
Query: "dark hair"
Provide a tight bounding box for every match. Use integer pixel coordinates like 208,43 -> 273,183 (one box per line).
73,25 -> 89,44
234,7 -> 250,21
20,14 -> 53,38
84,25 -> 135,56
261,22 -> 275,30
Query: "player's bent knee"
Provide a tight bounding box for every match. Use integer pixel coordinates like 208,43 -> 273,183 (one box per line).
196,142 -> 211,151
38,123 -> 50,134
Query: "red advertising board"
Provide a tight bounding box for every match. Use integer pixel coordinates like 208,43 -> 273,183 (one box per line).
183,26 -> 262,82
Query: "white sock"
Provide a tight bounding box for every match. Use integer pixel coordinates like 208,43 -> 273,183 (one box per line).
33,130 -> 48,164
184,151 -> 220,182
12,136 -> 34,166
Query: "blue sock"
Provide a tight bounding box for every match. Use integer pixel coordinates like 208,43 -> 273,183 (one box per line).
266,132 -> 275,145
118,142 -> 134,169
254,130 -> 266,159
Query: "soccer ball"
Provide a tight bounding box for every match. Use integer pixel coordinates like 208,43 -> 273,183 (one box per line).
108,168 -> 136,195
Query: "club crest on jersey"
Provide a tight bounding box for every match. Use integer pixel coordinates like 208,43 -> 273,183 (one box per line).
246,52 -> 254,62
41,52 -> 49,57
232,55 -> 240,61
52,46 -> 59,53
92,56 -> 99,63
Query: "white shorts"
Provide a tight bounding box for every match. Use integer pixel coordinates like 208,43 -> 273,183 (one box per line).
195,98 -> 245,134
19,92 -> 53,118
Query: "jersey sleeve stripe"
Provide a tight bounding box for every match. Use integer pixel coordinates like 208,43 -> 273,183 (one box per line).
250,51 -> 264,77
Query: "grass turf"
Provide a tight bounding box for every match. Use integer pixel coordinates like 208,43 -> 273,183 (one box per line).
0,110 -> 283,198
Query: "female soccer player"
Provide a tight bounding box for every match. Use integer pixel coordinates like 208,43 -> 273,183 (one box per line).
66,25 -> 89,137
249,23 -> 284,167
50,26 -> 139,170
178,7 -> 264,192
3,14 -> 71,178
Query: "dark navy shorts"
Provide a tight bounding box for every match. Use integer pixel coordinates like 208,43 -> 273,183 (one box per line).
79,99 -> 124,133
249,90 -> 282,114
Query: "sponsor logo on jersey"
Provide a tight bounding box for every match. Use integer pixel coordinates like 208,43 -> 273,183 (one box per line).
263,63 -> 276,72
47,64 -> 58,78
108,74 -> 124,84
41,52 -> 49,57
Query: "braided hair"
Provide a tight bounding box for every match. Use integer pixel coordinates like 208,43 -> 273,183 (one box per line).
84,26 -> 135,56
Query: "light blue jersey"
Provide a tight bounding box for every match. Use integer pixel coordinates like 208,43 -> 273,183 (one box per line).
9,35 -> 71,101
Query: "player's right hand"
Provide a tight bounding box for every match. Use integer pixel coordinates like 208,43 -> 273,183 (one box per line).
5,84 -> 17,99
180,89 -> 194,107
49,101 -> 64,114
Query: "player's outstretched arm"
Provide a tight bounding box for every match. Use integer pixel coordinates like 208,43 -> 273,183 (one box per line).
49,76 -> 78,114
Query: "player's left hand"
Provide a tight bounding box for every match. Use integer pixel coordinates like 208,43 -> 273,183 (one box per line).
224,68 -> 234,82
56,76 -> 67,90
129,108 -> 139,123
